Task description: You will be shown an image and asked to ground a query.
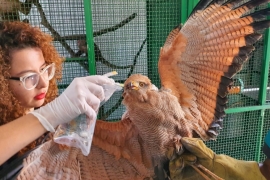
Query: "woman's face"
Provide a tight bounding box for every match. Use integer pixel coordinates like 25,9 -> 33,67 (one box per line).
8,47 -> 49,108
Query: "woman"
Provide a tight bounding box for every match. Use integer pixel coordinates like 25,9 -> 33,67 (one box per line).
0,21 -> 63,157
0,21 -> 114,173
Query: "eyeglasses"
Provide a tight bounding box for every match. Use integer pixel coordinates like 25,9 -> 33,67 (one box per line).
9,63 -> 56,90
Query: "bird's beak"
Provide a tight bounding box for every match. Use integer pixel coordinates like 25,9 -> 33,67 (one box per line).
126,81 -> 139,90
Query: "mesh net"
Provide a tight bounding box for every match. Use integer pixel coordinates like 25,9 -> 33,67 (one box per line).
261,109 -> 270,162
206,111 -> 264,161
2,0 -> 269,162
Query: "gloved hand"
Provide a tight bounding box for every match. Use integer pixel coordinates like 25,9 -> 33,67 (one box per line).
169,137 -> 266,180
30,75 -> 114,132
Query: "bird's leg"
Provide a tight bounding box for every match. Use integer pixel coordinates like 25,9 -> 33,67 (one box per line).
169,135 -> 224,180
168,135 -> 223,180
165,135 -> 183,161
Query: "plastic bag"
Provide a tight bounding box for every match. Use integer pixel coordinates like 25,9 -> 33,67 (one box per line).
53,71 -> 123,156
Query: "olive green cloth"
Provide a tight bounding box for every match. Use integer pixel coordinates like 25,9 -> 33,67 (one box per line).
169,138 -> 266,180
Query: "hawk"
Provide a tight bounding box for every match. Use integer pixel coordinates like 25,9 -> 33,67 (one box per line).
18,0 -> 270,179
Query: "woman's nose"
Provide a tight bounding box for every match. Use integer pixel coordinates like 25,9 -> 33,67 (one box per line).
36,75 -> 48,89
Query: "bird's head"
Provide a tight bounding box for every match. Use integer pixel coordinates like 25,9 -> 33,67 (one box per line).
123,74 -> 158,102
124,74 -> 153,92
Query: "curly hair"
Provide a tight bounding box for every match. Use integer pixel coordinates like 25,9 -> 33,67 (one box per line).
0,21 -> 63,155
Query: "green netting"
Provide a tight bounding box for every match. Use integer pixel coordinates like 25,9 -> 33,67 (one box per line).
227,36 -> 265,108
2,0 -> 270,163
260,109 -> 270,162
206,111 -> 263,161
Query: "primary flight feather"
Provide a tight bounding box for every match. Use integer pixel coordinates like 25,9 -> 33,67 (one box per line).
18,0 -> 270,179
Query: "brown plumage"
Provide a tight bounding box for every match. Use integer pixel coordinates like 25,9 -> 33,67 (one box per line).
18,0 -> 270,179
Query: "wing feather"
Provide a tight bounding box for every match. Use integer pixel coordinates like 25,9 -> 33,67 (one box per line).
18,119 -> 154,179
93,118 -> 138,159
158,0 -> 270,139
93,118 -> 154,169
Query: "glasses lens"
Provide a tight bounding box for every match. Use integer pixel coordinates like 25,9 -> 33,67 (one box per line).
21,63 -> 55,90
24,74 -> 39,90
42,64 -> 55,81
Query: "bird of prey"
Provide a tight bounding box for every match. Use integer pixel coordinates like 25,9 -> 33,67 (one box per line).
17,0 -> 270,179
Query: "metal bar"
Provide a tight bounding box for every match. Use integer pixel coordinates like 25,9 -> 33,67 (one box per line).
180,0 -> 188,23
258,23 -> 270,105
255,109 -> 266,161
180,0 -> 199,23
256,6 -> 270,161
83,0 -> 96,75
188,1 -> 193,16
242,87 -> 270,92
188,0 -> 199,16
193,0 -> 200,11
225,104 -> 270,114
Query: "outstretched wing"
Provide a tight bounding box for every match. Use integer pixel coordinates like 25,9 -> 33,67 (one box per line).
18,118 -> 154,179
158,0 -> 270,139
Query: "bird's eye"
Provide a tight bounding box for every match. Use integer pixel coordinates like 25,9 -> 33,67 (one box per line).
139,82 -> 145,87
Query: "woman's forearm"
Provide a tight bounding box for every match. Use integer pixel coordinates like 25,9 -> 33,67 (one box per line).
0,114 -> 46,165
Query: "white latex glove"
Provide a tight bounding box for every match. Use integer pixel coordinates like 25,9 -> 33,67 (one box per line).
30,75 -> 115,132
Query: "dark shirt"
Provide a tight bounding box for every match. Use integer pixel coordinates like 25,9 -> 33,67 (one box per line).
0,133 -> 51,179
0,153 -> 26,180
263,130 -> 270,158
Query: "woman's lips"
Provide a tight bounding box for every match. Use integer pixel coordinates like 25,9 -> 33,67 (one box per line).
34,93 -> 46,100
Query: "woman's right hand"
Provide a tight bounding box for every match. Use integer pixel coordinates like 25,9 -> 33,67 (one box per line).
30,75 -> 115,132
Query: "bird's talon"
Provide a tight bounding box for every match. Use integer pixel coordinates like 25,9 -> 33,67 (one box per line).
173,135 -> 184,155
176,146 -> 184,155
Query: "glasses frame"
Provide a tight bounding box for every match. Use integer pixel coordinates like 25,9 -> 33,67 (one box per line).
9,63 -> 55,90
